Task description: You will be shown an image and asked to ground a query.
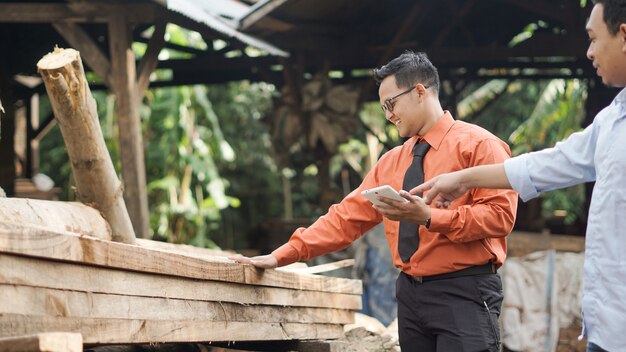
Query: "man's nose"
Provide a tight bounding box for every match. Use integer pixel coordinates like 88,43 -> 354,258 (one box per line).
586,44 -> 594,61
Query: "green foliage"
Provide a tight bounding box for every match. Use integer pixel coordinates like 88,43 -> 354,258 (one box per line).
460,79 -> 588,225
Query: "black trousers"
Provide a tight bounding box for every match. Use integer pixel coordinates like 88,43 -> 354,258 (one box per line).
396,271 -> 503,352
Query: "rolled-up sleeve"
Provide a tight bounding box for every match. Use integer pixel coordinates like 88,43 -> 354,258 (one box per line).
504,155 -> 539,202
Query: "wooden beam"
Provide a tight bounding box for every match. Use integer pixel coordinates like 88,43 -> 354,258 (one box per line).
108,15 -> 150,238
239,0 -> 291,30
0,314 -> 344,344
0,284 -> 354,324
0,333 -> 82,352
432,0 -> 477,47
0,228 -> 363,294
137,23 -> 166,100
0,70 -> 15,196
503,0 -> 577,27
51,22 -> 112,88
0,3 -> 159,23
0,253 -> 362,310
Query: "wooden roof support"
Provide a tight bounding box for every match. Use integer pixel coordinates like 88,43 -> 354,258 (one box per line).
0,3 -> 159,23
503,0 -> 578,28
51,22 -> 113,89
137,23 -> 166,100
108,15 -> 149,239
432,0 -> 478,47
239,0 -> 291,30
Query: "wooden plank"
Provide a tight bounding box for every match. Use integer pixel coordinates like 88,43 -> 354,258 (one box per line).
136,238 -> 236,258
108,15 -> 150,239
0,284 -> 354,325
0,3 -> 158,23
0,254 -> 361,310
0,314 -> 345,344
51,22 -> 112,88
0,333 -> 82,352
0,229 -> 362,294
507,231 -> 585,257
281,259 -> 354,274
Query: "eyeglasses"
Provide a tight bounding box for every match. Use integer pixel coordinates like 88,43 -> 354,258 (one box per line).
381,85 -> 429,113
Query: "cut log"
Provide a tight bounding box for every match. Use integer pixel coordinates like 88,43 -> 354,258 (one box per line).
36,48 -> 135,244
0,333 -> 82,352
0,199 -> 111,240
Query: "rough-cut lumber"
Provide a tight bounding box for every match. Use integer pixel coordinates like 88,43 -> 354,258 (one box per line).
0,227 -> 362,294
508,230 -> 585,257
0,254 -> 361,310
0,284 -> 354,325
0,333 -> 82,352
0,314 -> 345,344
0,199 -> 111,240
0,230 -> 362,345
136,238 -> 236,258
36,48 -> 135,244
281,259 -> 355,274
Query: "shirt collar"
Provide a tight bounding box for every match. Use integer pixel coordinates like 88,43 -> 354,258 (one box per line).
613,88 -> 626,118
614,87 -> 626,105
412,111 -> 455,151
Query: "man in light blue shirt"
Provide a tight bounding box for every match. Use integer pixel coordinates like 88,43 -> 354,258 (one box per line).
410,1 -> 626,351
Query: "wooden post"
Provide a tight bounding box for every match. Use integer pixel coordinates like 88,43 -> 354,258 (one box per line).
37,48 -> 135,244
0,68 -> 16,197
108,15 -> 150,238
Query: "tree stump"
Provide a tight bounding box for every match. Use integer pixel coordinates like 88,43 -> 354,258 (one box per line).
37,48 -> 135,244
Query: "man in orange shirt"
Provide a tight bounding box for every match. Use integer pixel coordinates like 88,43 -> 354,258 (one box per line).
232,51 -> 518,351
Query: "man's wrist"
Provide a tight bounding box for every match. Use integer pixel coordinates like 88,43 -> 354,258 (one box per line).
417,218 -> 431,228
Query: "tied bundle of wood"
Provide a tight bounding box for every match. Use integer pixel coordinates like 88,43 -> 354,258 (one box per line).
37,47 -> 135,244
268,72 -> 360,166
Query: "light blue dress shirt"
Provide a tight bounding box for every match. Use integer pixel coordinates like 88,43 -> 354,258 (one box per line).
504,87 -> 626,351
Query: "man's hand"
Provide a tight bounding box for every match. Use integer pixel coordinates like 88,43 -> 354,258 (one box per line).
410,172 -> 469,208
372,190 -> 430,223
229,254 -> 278,269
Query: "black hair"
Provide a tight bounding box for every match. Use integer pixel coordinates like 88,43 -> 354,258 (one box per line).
592,0 -> 626,35
372,51 -> 440,96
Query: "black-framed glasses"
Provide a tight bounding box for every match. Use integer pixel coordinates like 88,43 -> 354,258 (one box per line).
381,85 -> 429,113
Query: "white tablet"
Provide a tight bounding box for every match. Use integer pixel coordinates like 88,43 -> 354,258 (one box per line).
361,185 -> 408,206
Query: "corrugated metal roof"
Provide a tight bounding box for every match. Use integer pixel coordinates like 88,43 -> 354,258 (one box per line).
158,0 -> 289,57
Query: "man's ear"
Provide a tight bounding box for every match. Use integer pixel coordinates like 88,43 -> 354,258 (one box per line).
621,23 -> 626,52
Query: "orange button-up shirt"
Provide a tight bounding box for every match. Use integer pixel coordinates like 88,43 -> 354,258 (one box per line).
273,112 -> 518,277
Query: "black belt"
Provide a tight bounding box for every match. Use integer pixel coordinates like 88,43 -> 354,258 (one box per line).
406,262 -> 496,283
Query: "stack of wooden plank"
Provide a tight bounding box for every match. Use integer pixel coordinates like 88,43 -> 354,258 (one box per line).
0,224 -> 362,346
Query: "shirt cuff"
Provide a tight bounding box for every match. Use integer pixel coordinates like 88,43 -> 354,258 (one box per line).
504,155 -> 540,202
271,243 -> 300,267
427,207 -> 453,233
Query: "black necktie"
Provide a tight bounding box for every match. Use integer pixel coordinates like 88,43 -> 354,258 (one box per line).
398,141 -> 430,262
